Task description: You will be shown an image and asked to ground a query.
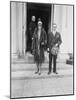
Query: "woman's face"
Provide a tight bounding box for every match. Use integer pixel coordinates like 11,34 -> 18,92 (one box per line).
38,24 -> 42,30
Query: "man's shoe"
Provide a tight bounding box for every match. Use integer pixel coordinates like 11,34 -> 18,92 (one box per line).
35,71 -> 39,74
53,71 -> 58,74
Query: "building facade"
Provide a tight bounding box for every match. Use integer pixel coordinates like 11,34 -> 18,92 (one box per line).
11,2 -> 73,61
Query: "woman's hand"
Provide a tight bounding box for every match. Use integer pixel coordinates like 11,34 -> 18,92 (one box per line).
41,42 -> 44,45
47,48 -> 49,52
55,43 -> 58,47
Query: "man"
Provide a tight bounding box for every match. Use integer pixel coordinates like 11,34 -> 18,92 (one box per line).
48,23 -> 62,74
32,20 -> 47,75
29,16 -> 36,53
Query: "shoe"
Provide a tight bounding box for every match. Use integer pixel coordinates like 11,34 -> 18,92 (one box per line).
53,72 -> 58,74
38,72 -> 41,75
48,72 -> 51,75
35,71 -> 39,74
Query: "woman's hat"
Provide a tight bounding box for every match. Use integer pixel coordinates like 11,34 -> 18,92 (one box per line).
38,21 -> 42,25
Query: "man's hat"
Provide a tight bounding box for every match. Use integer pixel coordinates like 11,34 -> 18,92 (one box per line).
52,23 -> 57,28
32,16 -> 35,18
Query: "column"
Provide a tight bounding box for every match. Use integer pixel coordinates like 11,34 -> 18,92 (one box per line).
22,3 -> 27,56
54,5 -> 63,33
11,2 -> 17,58
54,5 -> 73,60
51,4 -> 54,31
11,2 -> 27,59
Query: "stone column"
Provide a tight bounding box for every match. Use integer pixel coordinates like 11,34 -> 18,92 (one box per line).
11,2 -> 27,59
48,4 -> 54,33
22,3 -> 27,57
11,2 -> 17,58
53,5 -> 73,60
16,3 -> 23,58
51,4 -> 54,32
54,5 -> 63,33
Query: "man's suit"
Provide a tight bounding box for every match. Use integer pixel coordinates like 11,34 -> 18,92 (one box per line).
48,32 -> 62,73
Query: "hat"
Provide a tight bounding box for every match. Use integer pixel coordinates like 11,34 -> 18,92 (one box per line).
38,21 -> 42,25
38,18 -> 41,21
32,16 -> 35,18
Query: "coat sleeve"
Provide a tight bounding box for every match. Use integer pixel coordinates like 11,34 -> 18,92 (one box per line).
47,32 -> 52,48
44,29 -> 47,45
29,23 -> 32,31
31,28 -> 36,51
57,33 -> 62,46
41,29 -> 47,46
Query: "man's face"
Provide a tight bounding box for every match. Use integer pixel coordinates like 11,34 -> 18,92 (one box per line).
53,24 -> 57,32
32,16 -> 35,22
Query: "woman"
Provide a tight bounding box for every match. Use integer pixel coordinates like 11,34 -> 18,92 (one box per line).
32,20 -> 47,75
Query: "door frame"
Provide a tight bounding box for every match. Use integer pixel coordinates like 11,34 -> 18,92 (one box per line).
24,3 -> 54,54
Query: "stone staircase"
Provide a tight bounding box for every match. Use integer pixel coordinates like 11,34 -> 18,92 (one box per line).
12,52 -> 70,64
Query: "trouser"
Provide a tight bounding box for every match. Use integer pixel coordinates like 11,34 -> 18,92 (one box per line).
31,37 -> 33,53
36,63 -> 41,72
49,53 -> 57,72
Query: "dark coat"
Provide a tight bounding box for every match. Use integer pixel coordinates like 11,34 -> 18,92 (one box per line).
48,32 -> 62,53
29,21 -> 36,38
32,28 -> 47,64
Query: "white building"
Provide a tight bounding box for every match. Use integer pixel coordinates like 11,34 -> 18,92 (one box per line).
11,2 -> 73,62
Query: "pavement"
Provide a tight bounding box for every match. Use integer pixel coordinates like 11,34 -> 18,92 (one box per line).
11,62 -> 73,98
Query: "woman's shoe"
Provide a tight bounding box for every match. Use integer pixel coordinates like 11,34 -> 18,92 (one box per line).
35,71 -> 39,74
38,72 -> 41,75
48,71 -> 51,75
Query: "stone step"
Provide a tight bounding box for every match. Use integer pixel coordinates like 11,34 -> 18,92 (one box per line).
11,63 -> 73,79
12,55 -> 66,64
12,67 -> 73,80
12,52 -> 73,65
12,63 -> 72,70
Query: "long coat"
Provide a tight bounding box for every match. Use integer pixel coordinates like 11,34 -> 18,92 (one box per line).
28,21 -> 36,51
32,28 -> 47,64
29,21 -> 36,38
48,32 -> 62,54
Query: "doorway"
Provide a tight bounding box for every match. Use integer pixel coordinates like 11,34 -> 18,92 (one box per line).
26,3 -> 52,52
